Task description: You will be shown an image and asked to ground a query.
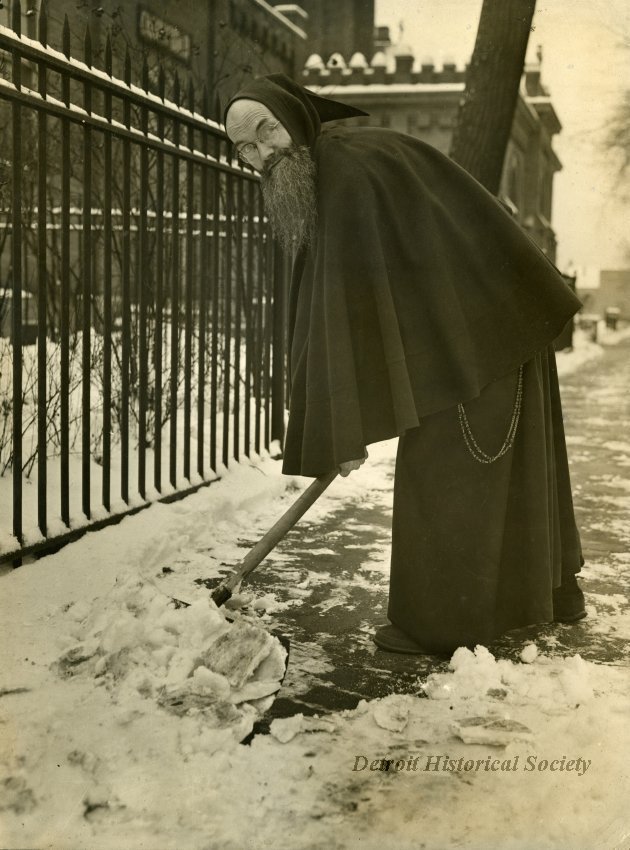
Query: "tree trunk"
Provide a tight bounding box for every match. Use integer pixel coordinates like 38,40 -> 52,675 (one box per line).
449,0 -> 537,195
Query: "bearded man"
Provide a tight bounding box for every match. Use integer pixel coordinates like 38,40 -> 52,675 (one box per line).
224,74 -> 586,655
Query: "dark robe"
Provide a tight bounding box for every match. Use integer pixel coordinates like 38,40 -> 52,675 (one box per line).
282,125 -> 581,477
226,75 -> 583,650
389,348 -> 582,652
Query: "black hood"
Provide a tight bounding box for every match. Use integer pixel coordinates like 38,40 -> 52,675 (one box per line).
222,73 -> 368,147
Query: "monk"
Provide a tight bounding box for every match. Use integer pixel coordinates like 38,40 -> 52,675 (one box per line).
224,74 -> 586,655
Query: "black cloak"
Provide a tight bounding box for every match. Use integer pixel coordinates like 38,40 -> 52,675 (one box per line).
226,76 -> 582,477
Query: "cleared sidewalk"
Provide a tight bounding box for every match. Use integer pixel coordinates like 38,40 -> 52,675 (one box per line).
230,335 -> 630,721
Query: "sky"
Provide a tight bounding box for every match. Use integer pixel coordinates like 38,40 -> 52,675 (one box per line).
374,0 -> 630,273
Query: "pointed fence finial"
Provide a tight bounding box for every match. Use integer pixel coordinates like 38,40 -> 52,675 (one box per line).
105,33 -> 112,76
124,46 -> 131,86
12,0 -> 21,37
62,14 -> 71,59
202,83 -> 209,119
84,23 -> 92,68
38,0 -> 48,47
141,54 -> 149,92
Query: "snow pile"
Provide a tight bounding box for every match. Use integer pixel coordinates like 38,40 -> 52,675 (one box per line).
2,562 -> 630,848
56,572 -> 287,729
235,648 -> 629,850
2,363 -> 630,849
422,644 -> 594,709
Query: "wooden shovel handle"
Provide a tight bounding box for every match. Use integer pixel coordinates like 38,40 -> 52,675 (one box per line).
211,470 -> 338,606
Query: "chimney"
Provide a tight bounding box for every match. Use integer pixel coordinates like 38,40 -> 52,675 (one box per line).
303,53 -> 324,84
374,25 -> 391,51
441,57 -> 457,83
349,52 -> 369,83
326,52 -> 346,86
394,54 -> 413,83
370,51 -> 387,84
418,57 -> 434,83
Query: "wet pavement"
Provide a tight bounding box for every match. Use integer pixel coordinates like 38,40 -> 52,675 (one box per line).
222,338 -> 630,721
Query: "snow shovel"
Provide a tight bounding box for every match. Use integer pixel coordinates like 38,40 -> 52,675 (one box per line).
211,469 -> 338,607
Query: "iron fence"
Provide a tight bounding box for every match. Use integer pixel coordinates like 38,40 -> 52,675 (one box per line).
0,2 -> 289,564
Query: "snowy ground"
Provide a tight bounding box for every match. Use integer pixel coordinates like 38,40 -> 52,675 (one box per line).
1,325 -> 630,849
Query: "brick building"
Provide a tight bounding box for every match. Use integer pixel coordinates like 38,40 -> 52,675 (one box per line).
302,30 -> 563,260
277,0 -> 373,73
2,3 -> 564,259
4,0 -> 306,116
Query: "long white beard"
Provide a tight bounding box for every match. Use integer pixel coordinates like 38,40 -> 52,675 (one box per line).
260,145 -> 317,252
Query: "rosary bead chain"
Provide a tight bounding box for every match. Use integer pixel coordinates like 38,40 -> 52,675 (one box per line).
457,364 -> 524,464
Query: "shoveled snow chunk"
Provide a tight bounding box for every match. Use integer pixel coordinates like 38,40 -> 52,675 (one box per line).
190,665 -> 232,700
452,715 -> 533,746
423,645 -> 503,700
199,620 -> 274,689
558,654 -> 594,704
270,714 -> 337,743
373,694 -> 414,732
229,679 -> 282,704
157,681 -> 241,723
520,643 -> 538,664
270,714 -> 306,743
250,594 -> 282,613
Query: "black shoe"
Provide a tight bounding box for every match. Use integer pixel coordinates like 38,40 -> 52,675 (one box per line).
553,575 -> 587,623
373,624 -> 428,654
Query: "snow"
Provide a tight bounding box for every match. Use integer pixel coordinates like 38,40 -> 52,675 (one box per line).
554,328 -> 603,376
309,81 -> 466,95
4,555 -> 629,850
520,642 -> 539,664
1,326 -> 629,848
2,447 -> 630,848
0,319 -> 275,556
0,322 -> 621,555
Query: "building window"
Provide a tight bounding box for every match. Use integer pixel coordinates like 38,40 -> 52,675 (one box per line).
507,156 -> 521,211
138,9 -> 193,64
5,0 -> 39,36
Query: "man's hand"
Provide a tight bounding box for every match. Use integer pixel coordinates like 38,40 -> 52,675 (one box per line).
338,451 -> 368,477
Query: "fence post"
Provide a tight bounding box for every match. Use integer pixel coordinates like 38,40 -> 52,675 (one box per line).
81,23 -> 93,520
0,16 -> 287,564
271,241 -> 286,450
11,0 -> 23,552
36,0 -> 49,540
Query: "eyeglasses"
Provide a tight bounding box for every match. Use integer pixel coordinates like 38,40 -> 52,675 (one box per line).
235,121 -> 281,164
